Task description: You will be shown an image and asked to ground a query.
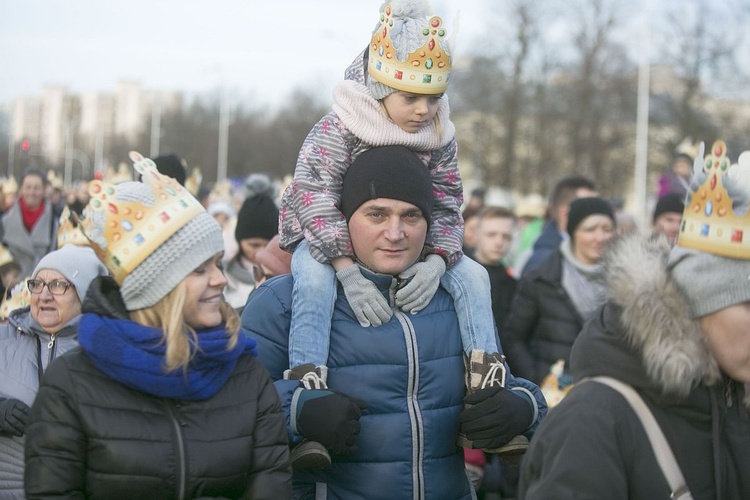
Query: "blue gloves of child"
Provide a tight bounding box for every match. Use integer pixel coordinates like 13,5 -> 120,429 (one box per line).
336,264 -> 392,327
396,254 -> 446,313
294,389 -> 367,456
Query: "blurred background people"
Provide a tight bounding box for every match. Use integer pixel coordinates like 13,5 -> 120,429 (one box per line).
505,197 -> 616,384
0,168 -> 58,277
471,206 -> 517,333
0,244 -> 107,497
507,193 -> 546,276
224,174 -> 279,310
520,141 -> 750,497
652,192 -> 685,246
520,175 -> 597,277
24,153 -> 291,499
152,153 -> 187,186
66,180 -> 90,217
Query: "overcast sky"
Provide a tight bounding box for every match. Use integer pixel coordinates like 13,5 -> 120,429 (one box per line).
0,0 -> 490,108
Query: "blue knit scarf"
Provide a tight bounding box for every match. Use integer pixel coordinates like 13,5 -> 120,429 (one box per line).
78,313 -> 258,401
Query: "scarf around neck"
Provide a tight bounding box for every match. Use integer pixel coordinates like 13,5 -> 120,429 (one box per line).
19,198 -> 45,232
559,239 -> 607,319
78,313 -> 258,401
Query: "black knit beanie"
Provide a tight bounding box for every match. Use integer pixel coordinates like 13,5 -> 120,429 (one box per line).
566,197 -> 615,236
153,154 -> 187,186
235,194 -> 279,242
652,193 -> 685,223
341,146 -> 433,224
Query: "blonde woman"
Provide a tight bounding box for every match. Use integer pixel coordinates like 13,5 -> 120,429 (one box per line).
24,153 -> 291,499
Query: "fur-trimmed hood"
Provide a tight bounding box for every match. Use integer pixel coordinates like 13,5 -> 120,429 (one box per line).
571,234 -> 721,398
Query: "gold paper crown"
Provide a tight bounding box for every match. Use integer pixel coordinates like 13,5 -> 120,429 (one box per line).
368,3 -> 452,95
185,166 -> 202,197
1,176 -> 18,195
0,279 -> 31,320
57,207 -> 90,249
77,151 -> 205,284
47,170 -> 64,190
0,245 -> 14,268
678,140 -> 750,259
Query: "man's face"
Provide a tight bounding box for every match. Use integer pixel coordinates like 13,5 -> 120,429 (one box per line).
20,174 -> 45,210
348,199 -> 427,276
654,212 -> 682,245
474,216 -> 514,265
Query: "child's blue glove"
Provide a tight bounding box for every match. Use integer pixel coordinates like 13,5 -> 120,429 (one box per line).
336,264 -> 392,327
395,254 -> 446,313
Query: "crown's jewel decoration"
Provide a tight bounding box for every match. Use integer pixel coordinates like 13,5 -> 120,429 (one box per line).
77,151 -> 204,284
678,140 -> 750,259
368,3 -> 452,95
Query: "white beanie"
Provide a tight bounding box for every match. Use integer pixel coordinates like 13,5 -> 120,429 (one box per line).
668,245 -> 750,318
32,245 -> 109,303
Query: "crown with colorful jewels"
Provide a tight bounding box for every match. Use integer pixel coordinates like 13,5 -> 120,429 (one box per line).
57,207 -> 90,249
678,140 -> 750,259
368,3 -> 452,95
0,279 -> 30,320
76,151 -> 205,285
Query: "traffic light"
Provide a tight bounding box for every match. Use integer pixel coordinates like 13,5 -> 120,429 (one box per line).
20,139 -> 30,152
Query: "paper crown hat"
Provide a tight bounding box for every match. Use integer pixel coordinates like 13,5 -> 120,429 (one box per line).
0,245 -> 14,268
57,206 -> 90,249
678,140 -> 750,259
368,3 -> 452,95
1,176 -> 18,195
0,279 -> 30,320
76,151 -> 206,285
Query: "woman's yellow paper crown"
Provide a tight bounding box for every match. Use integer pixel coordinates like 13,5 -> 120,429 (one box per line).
76,151 -> 204,285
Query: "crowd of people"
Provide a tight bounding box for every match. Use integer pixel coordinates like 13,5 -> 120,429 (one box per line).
0,1 -> 747,499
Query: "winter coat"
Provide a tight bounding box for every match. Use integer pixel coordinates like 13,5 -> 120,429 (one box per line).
504,250 -> 583,384
520,220 -> 561,278
478,261 -> 517,335
519,235 -> 750,499
279,50 -> 464,266
242,269 -> 546,500
0,308 -> 80,499
0,200 -> 58,277
24,279 -> 291,500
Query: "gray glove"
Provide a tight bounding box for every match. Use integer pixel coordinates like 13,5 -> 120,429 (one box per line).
336,264 -> 392,327
395,254 -> 446,313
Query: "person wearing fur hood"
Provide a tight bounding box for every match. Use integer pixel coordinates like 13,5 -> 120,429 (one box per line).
518,229 -> 750,499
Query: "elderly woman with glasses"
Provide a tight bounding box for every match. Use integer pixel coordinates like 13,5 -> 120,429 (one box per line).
0,244 -> 107,497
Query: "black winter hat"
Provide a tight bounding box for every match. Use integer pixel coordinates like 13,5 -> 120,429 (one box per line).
652,193 -> 685,222
235,194 -> 279,242
567,197 -> 615,236
341,146 -> 433,223
153,154 -> 187,186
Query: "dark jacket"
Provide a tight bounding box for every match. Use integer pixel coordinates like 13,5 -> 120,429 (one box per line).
24,279 -> 291,500
519,235 -> 750,499
504,250 -> 583,384
520,220 -> 561,278
242,269 -> 546,500
478,261 -> 517,335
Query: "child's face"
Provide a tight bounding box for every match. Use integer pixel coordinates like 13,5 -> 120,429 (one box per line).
382,91 -> 442,133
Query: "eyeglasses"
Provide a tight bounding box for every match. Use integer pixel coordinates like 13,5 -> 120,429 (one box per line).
27,279 -> 74,295
252,265 -> 274,283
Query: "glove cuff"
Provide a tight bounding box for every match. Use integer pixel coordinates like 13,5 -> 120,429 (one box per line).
335,263 -> 363,286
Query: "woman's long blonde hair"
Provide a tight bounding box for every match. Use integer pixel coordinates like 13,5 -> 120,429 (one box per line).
130,281 -> 241,372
